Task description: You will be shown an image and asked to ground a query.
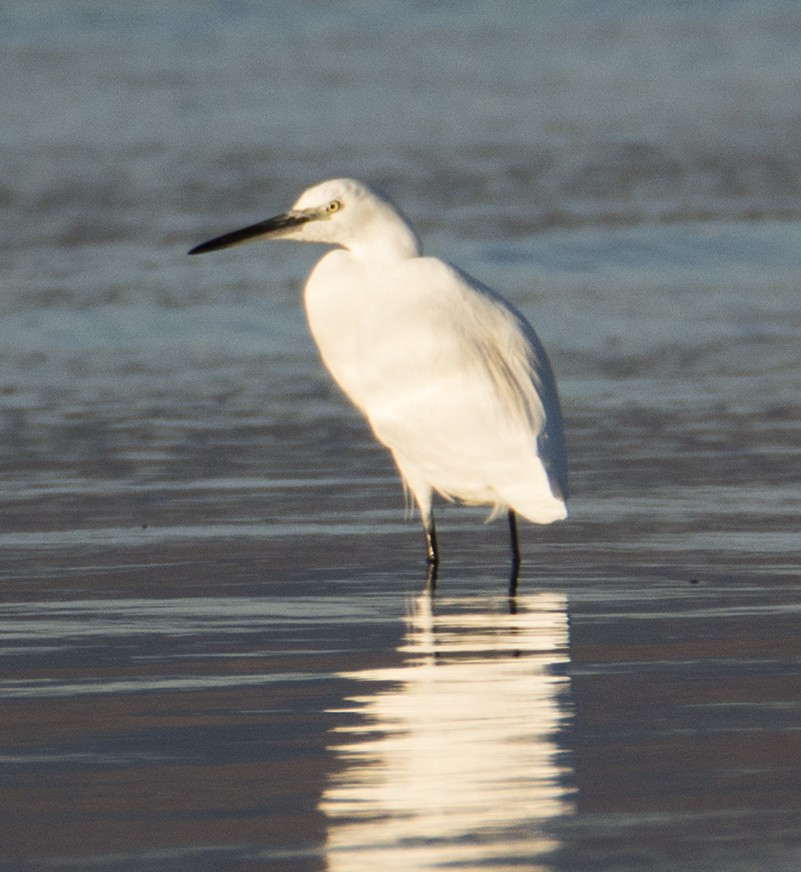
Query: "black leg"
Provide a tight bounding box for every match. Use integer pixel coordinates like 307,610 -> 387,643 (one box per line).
424,511 -> 439,566
508,509 -> 521,566
508,509 -> 521,596
423,511 -> 439,592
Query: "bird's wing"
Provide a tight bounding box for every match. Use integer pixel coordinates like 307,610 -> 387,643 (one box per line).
368,257 -> 568,502
449,264 -> 569,502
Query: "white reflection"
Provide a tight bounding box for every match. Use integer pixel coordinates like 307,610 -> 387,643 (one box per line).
322,591 -> 574,871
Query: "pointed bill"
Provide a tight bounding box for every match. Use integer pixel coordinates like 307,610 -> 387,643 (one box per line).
188,211 -> 312,255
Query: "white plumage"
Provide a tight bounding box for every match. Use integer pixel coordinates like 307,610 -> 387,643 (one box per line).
190,178 -> 567,571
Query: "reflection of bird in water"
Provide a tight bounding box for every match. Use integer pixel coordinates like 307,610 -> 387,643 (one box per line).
190,179 -> 568,574
321,592 -> 574,870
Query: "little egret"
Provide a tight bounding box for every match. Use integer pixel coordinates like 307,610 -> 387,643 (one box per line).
189,178 -> 568,573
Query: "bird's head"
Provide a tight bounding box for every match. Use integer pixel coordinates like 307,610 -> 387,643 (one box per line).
189,178 -> 421,261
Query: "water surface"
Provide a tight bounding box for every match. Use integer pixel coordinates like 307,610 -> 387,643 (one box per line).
3,2 -> 801,869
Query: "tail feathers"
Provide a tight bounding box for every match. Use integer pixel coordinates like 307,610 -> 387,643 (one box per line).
504,494 -> 567,525
497,472 -> 568,525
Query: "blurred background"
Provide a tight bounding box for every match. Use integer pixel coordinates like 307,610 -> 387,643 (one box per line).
2,2 -> 801,870
3,0 -> 801,535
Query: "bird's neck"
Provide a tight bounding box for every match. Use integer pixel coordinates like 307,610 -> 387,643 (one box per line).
349,219 -> 422,264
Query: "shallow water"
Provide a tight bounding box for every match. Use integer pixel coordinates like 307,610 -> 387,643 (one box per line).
3,1 -> 801,870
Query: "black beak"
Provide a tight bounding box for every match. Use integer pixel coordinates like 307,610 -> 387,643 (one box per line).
188,211 -> 312,255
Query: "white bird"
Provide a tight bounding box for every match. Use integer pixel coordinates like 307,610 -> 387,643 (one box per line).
189,178 -> 567,574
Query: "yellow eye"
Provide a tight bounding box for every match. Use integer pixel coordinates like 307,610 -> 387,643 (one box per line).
326,200 -> 342,214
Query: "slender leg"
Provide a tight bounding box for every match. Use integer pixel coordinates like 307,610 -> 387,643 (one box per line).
423,511 -> 439,592
508,509 -> 521,566
424,511 -> 439,566
508,509 -> 521,596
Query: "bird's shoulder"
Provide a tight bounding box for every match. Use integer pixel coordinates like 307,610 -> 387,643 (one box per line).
390,256 -> 521,325
395,255 -> 482,296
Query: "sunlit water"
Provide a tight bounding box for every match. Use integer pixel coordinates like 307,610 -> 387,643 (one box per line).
3,1 -> 801,870
322,593 -> 573,870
